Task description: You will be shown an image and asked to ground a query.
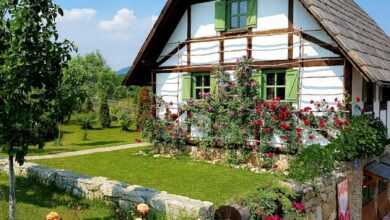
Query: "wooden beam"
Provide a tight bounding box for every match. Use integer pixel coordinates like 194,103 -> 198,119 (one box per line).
219,39 -> 224,65
288,0 -> 294,60
187,5 -> 191,66
301,32 -> 341,55
156,42 -> 186,66
247,29 -> 253,59
344,60 -> 353,97
154,58 -> 345,73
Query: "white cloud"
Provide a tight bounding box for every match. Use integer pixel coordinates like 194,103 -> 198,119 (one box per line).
57,8 -> 97,23
56,8 -> 157,69
99,9 -> 136,33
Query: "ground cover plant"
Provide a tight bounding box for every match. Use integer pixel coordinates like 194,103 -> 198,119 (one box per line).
0,173 -> 114,220
36,147 -> 279,205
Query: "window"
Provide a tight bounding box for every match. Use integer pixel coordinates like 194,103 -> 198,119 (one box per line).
264,70 -> 286,100
230,0 -> 248,29
379,179 -> 388,193
192,73 -> 211,99
362,176 -> 375,205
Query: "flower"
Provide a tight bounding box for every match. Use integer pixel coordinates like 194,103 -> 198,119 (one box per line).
319,119 -> 326,128
137,203 -> 150,217
46,212 -> 61,220
303,107 -> 312,112
265,152 -> 273,158
310,100 -> 314,104
355,96 -> 361,103
280,122 -> 290,130
264,215 -> 281,220
170,113 -> 178,120
254,119 -> 264,126
308,134 -> 316,141
293,202 -> 305,213
303,118 -> 311,126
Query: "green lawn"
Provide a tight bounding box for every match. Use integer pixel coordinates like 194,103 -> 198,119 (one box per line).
36,147 -> 279,205
1,123 -> 140,156
0,173 -> 114,220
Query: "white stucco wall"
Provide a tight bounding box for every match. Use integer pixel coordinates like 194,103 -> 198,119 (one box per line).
191,41 -> 220,65
156,73 -> 183,117
299,65 -> 345,109
224,38 -> 247,63
191,2 -> 217,38
252,34 -> 288,61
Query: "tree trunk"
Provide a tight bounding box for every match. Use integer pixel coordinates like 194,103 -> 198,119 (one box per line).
56,123 -> 62,146
8,155 -> 16,220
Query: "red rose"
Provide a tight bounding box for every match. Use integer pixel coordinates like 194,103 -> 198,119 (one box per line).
293,202 -> 305,213
303,119 -> 310,126
278,111 -> 289,121
170,113 -> 178,121
303,107 -> 312,113
319,119 -> 326,128
254,119 -> 264,126
264,215 -> 281,220
280,122 -> 290,130
265,152 -> 273,158
355,96 -> 361,103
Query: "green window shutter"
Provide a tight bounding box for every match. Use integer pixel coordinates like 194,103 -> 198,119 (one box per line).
210,74 -> 218,96
247,0 -> 257,28
251,70 -> 262,98
182,73 -> 192,101
215,0 -> 227,31
285,69 -> 299,103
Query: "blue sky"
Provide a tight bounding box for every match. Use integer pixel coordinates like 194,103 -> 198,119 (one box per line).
54,0 -> 390,70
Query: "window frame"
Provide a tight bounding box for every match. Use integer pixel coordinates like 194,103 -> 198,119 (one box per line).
227,0 -> 249,31
191,73 -> 211,99
262,69 -> 288,101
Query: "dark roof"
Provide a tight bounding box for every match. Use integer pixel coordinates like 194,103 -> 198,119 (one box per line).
300,0 -> 390,83
365,153 -> 390,179
124,0 -> 390,85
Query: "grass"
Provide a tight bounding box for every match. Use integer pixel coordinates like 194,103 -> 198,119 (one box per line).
36,147 -> 280,205
0,173 -> 115,220
1,122 -> 140,156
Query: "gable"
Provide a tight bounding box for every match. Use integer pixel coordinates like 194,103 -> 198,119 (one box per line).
124,0 -> 390,85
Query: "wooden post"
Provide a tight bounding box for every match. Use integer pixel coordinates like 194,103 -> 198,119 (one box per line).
374,85 -> 380,118
387,101 -> 390,138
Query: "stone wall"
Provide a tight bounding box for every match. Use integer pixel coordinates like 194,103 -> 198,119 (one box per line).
0,161 -> 214,220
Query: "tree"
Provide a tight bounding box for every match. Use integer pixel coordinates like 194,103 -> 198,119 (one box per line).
99,95 -> 112,128
0,1 -> 73,219
55,58 -> 89,145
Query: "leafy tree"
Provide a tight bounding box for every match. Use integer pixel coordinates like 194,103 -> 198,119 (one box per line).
54,58 -> 89,145
0,1 -> 73,219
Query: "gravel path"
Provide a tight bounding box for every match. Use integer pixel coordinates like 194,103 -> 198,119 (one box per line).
23,142 -> 151,161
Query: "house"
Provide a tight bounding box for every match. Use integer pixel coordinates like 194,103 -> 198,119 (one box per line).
123,0 -> 390,137
124,1 -> 390,219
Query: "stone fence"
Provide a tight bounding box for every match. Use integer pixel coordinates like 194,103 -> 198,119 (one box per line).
0,161 -> 214,220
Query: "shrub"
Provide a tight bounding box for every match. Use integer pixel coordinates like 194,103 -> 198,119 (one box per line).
239,183 -> 304,219
99,97 -> 111,128
331,114 -> 389,161
119,111 -> 132,131
77,113 -> 97,130
137,87 -> 153,131
289,144 -> 335,182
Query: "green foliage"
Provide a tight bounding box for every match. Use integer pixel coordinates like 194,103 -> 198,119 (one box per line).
76,113 -> 97,130
331,114 -> 389,161
119,111 -> 132,131
99,97 -> 111,128
239,183 -> 304,219
0,0 -> 73,164
289,144 -> 335,182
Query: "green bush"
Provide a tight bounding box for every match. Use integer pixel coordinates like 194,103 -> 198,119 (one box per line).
119,111 -> 132,131
331,114 -> 389,161
99,98 -> 111,128
289,144 -> 335,182
76,113 -> 97,130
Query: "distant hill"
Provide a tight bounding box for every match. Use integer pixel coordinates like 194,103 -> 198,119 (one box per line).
117,67 -> 130,76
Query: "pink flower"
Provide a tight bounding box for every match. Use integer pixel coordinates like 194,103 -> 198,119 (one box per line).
303,107 -> 312,113
308,134 -> 316,141
254,119 -> 264,126
265,152 -> 273,158
264,215 -> 281,220
293,202 -> 305,213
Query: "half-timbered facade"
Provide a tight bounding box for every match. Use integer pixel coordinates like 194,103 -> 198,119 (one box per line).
124,0 -> 390,137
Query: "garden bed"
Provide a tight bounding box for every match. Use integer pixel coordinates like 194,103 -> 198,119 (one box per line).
34,147 -> 280,205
